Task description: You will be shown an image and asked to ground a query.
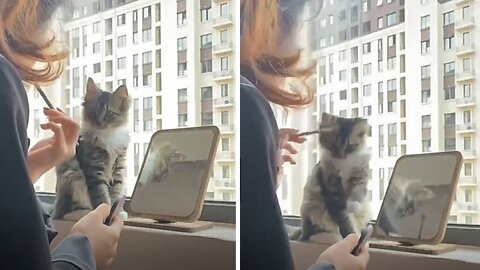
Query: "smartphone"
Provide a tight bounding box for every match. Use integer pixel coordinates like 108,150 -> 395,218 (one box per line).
351,224 -> 373,256
104,195 -> 126,226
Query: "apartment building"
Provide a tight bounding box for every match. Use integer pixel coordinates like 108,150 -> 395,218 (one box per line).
277,0 -> 480,224
29,0 -> 236,202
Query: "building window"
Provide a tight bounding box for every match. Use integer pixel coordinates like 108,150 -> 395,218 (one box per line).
117,57 -> 126,70
178,114 -> 188,127
387,12 -> 397,26
422,140 -> 431,152
445,87 -> 455,100
178,88 -> 187,103
339,90 -> 347,100
444,113 -> 456,126
177,37 -> 187,51
177,11 -> 187,26
463,58 -> 471,72
421,40 -> 430,54
93,63 -> 101,73
443,11 -> 454,26
117,14 -> 126,26
201,7 -> 211,22
464,84 -> 472,97
93,21 -> 100,33
178,62 -> 187,77
201,113 -> 213,126
363,85 -> 372,96
444,62 -> 455,76
143,6 -> 151,19
363,106 -> 372,116
464,136 -> 472,151
142,29 -> 152,42
201,60 -> 212,73
421,15 -> 430,30
339,70 -> 347,82
200,33 -> 212,48
363,63 -> 372,76
388,145 -> 397,157
117,35 -> 126,48
465,163 -> 473,176
221,57 -> 229,70
421,90 -> 431,104
444,37 -> 454,50
201,87 -> 212,101
421,65 -> 430,79
93,42 -> 101,54
363,42 -> 371,54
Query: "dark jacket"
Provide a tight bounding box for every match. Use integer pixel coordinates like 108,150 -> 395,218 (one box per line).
240,76 -> 334,270
0,54 -> 96,270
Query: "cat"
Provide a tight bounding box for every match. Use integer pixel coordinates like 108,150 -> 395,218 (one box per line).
138,141 -> 186,186
292,112 -> 372,242
53,77 -> 131,219
377,177 -> 435,236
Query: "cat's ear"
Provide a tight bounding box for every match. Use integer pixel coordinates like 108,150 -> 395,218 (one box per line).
111,85 -> 129,111
85,78 -> 98,101
321,112 -> 337,125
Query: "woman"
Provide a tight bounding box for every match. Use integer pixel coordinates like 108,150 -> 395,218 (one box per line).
0,0 -> 122,269
240,1 -> 370,270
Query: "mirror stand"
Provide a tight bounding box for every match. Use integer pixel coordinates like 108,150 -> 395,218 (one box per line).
125,217 -> 214,233
369,240 -> 457,255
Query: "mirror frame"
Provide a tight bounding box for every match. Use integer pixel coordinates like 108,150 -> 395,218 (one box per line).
372,151 -> 463,245
128,126 -> 220,222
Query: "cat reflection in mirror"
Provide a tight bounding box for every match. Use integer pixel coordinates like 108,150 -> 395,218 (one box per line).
139,141 -> 186,186
292,113 -> 372,242
54,78 -> 131,219
378,178 -> 435,236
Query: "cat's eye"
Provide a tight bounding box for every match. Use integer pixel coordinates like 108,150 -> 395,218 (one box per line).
358,132 -> 365,137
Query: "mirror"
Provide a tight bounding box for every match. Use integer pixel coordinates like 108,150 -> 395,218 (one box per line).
374,152 -> 463,245
129,126 -> 219,222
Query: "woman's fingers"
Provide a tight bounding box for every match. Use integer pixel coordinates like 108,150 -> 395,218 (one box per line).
283,142 -> 298,154
282,155 -> 296,165
40,122 -> 66,149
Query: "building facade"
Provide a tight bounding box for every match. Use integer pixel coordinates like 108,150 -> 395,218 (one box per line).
277,0 -> 480,224
29,0 -> 236,202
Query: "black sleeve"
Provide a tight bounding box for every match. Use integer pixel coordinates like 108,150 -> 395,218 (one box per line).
0,56 -> 96,270
240,81 -> 295,270
0,56 -> 54,269
52,235 -> 96,270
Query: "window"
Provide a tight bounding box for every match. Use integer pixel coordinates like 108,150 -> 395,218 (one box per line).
363,85 -> 372,96
388,35 -> 396,47
465,163 -> 473,176
421,40 -> 430,54
363,42 -> 371,54
178,89 -> 187,103
363,64 -> 372,76
387,12 -> 397,26
221,111 -> 229,125
221,57 -> 229,70
117,35 -> 126,48
463,32 -> 471,46
464,84 -> 472,97
201,34 -> 212,48
117,57 -> 126,69
93,42 -> 100,54
201,87 -> 212,101
422,140 -> 431,152
143,6 -> 151,19
220,30 -> 229,43
463,58 -> 471,72
142,29 -> 152,42
422,115 -> 431,129
377,17 -> 384,29
220,3 -> 229,17
201,113 -> 213,125
201,60 -> 212,73
444,62 -> 455,75
201,7 -> 211,22
444,37 -> 454,50
464,111 -> 472,124
464,137 -> 472,151
443,11 -> 454,26
178,114 -> 188,127
221,84 -> 229,97
363,0 -> 370,12
339,70 -> 347,82
178,62 -> 187,77
445,87 -> 455,100
339,10 -> 346,21
117,14 -> 126,26
177,11 -> 186,26
93,63 -> 101,73
177,37 -> 187,51
421,65 -> 430,79
422,90 -> 431,104
465,190 -> 473,203
222,138 -> 230,152
363,106 -> 372,116
421,15 -> 430,30
339,50 -> 346,61
93,22 -> 100,33
444,113 -> 456,126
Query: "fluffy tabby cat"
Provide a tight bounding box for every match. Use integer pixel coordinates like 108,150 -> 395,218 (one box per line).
139,141 -> 185,185
377,177 -> 435,236
293,113 -> 372,241
54,78 -> 131,219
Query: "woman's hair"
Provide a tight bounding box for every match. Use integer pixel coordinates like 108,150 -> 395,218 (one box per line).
240,0 -> 320,107
0,0 -> 68,84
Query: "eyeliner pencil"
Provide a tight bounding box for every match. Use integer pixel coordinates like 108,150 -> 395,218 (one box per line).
35,85 -> 54,109
297,130 -> 320,137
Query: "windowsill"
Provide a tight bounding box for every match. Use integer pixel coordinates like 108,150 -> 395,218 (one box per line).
290,240 -> 480,270
50,219 -> 235,270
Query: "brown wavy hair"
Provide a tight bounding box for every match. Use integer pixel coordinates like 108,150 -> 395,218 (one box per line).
240,0 -> 317,107
0,0 -> 68,85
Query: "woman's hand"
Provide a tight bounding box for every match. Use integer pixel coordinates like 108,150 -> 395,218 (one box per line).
69,204 -> 124,270
27,108 -> 80,183
276,128 -> 306,189
315,234 -> 370,270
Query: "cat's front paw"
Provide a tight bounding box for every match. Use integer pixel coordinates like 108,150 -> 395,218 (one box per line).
347,201 -> 364,214
119,210 -> 129,221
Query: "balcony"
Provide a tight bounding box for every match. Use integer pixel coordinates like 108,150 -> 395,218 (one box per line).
456,0 -> 473,5
213,42 -> 233,55
460,149 -> 476,159
456,17 -> 475,31
213,70 -> 234,81
456,96 -> 476,108
214,97 -> 234,107
455,43 -> 475,57
456,70 -> 475,82
459,176 -> 477,186
216,151 -> 234,161
457,203 -> 478,212
457,123 -> 476,134
215,179 -> 235,190
218,124 -> 234,134
213,15 -> 233,28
